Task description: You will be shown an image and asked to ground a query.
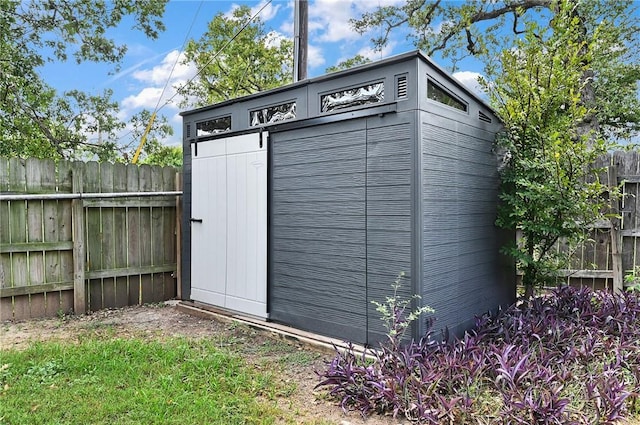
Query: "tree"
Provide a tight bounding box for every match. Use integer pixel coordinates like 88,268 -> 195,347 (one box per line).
181,5 -> 293,108
140,145 -> 182,168
122,109 -> 176,165
352,0 -> 640,138
485,5 -> 612,297
353,0 -> 640,293
0,0 -> 168,160
325,55 -> 372,73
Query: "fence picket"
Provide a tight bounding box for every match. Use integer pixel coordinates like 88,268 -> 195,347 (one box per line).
113,162 -> 129,307
138,165 -> 153,304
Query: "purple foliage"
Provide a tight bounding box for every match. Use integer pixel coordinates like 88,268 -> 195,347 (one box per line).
316,286 -> 640,424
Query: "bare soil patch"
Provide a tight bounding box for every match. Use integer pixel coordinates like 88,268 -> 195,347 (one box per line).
0,303 -> 403,425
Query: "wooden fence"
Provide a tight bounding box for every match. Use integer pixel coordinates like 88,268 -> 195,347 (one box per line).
0,157 -> 181,321
550,151 -> 640,291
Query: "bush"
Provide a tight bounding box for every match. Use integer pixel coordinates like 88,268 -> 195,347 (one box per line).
317,286 -> 640,424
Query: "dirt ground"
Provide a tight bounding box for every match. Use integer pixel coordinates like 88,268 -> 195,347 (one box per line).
0,302 -> 404,425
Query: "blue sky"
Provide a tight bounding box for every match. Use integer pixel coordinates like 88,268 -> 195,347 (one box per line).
42,0 -> 486,146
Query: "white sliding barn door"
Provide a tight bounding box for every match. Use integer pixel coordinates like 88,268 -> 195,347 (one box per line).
190,132 -> 267,318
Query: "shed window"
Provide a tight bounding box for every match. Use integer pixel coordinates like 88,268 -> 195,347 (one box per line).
427,80 -> 467,112
250,101 -> 296,126
196,116 -> 231,137
321,82 -> 384,113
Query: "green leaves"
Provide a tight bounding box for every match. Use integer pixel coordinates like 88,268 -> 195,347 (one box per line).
486,1 -> 619,291
0,0 -> 168,160
181,5 -> 293,108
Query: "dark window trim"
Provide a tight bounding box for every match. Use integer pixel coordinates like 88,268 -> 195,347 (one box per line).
426,78 -> 468,113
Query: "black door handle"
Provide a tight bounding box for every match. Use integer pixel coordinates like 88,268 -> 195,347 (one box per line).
190,218 -> 203,223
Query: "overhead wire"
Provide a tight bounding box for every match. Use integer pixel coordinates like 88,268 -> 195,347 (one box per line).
131,0 -> 273,162
131,0 -> 205,163
159,0 -> 274,111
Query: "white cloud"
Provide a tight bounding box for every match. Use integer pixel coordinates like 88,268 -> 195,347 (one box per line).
122,87 -> 165,111
265,30 -> 290,49
252,0 -> 280,21
131,50 -> 194,86
308,44 -> 325,68
356,41 -> 397,61
105,48 -> 177,85
452,71 -> 486,97
226,0 -> 281,21
120,50 -> 198,116
309,0 -> 405,43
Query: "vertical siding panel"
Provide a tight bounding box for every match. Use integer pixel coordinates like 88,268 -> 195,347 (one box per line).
365,116 -> 415,344
270,122 -> 368,342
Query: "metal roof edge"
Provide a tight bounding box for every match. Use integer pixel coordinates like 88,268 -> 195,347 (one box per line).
415,50 -> 498,119
180,50 -> 498,120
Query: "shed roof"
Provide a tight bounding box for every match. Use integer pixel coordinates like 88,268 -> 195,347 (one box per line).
180,50 -> 495,118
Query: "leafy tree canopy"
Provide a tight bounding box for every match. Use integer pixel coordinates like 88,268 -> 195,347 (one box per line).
181,5 -> 293,108
353,0 -> 640,140
0,0 -> 170,162
354,0 -> 639,293
487,3 -> 613,295
325,55 -> 372,73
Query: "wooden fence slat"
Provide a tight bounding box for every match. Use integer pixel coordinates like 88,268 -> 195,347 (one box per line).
86,264 -> 176,279
0,158 -> 10,319
124,164 -> 139,305
608,166 -> 623,292
9,158 -> 29,318
58,162 -> 75,314
84,161 -> 103,310
72,164 -> 86,314
1,282 -> 74,297
149,166 -> 164,302
139,165 -> 153,304
112,163 -> 129,307
99,162 -> 116,308
40,159 -> 62,316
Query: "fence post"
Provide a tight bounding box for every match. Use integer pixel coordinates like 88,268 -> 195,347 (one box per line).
608,165 -> 623,293
72,163 -> 86,314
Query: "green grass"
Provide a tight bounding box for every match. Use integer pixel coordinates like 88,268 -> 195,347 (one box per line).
0,338 -> 286,424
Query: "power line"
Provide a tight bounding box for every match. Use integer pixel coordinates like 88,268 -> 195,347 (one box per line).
131,0 -> 205,162
127,0 -> 273,154
158,0 -> 274,113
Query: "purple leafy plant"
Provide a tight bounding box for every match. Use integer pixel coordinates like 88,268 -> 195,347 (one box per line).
317,285 -> 640,424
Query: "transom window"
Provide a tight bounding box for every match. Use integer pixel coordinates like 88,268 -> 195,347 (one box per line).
427,80 -> 467,112
321,82 -> 384,113
196,116 -> 231,137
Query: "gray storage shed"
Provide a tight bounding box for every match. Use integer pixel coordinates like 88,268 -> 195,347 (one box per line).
180,51 -> 514,345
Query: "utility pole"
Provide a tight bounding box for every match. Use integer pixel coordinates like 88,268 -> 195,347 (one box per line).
293,0 -> 308,82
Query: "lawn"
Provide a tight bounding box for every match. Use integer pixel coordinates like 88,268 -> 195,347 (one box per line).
0,337 -> 287,424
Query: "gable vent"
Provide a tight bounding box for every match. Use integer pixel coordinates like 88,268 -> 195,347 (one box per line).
397,76 -> 408,99
478,110 -> 492,123
186,123 -> 192,138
